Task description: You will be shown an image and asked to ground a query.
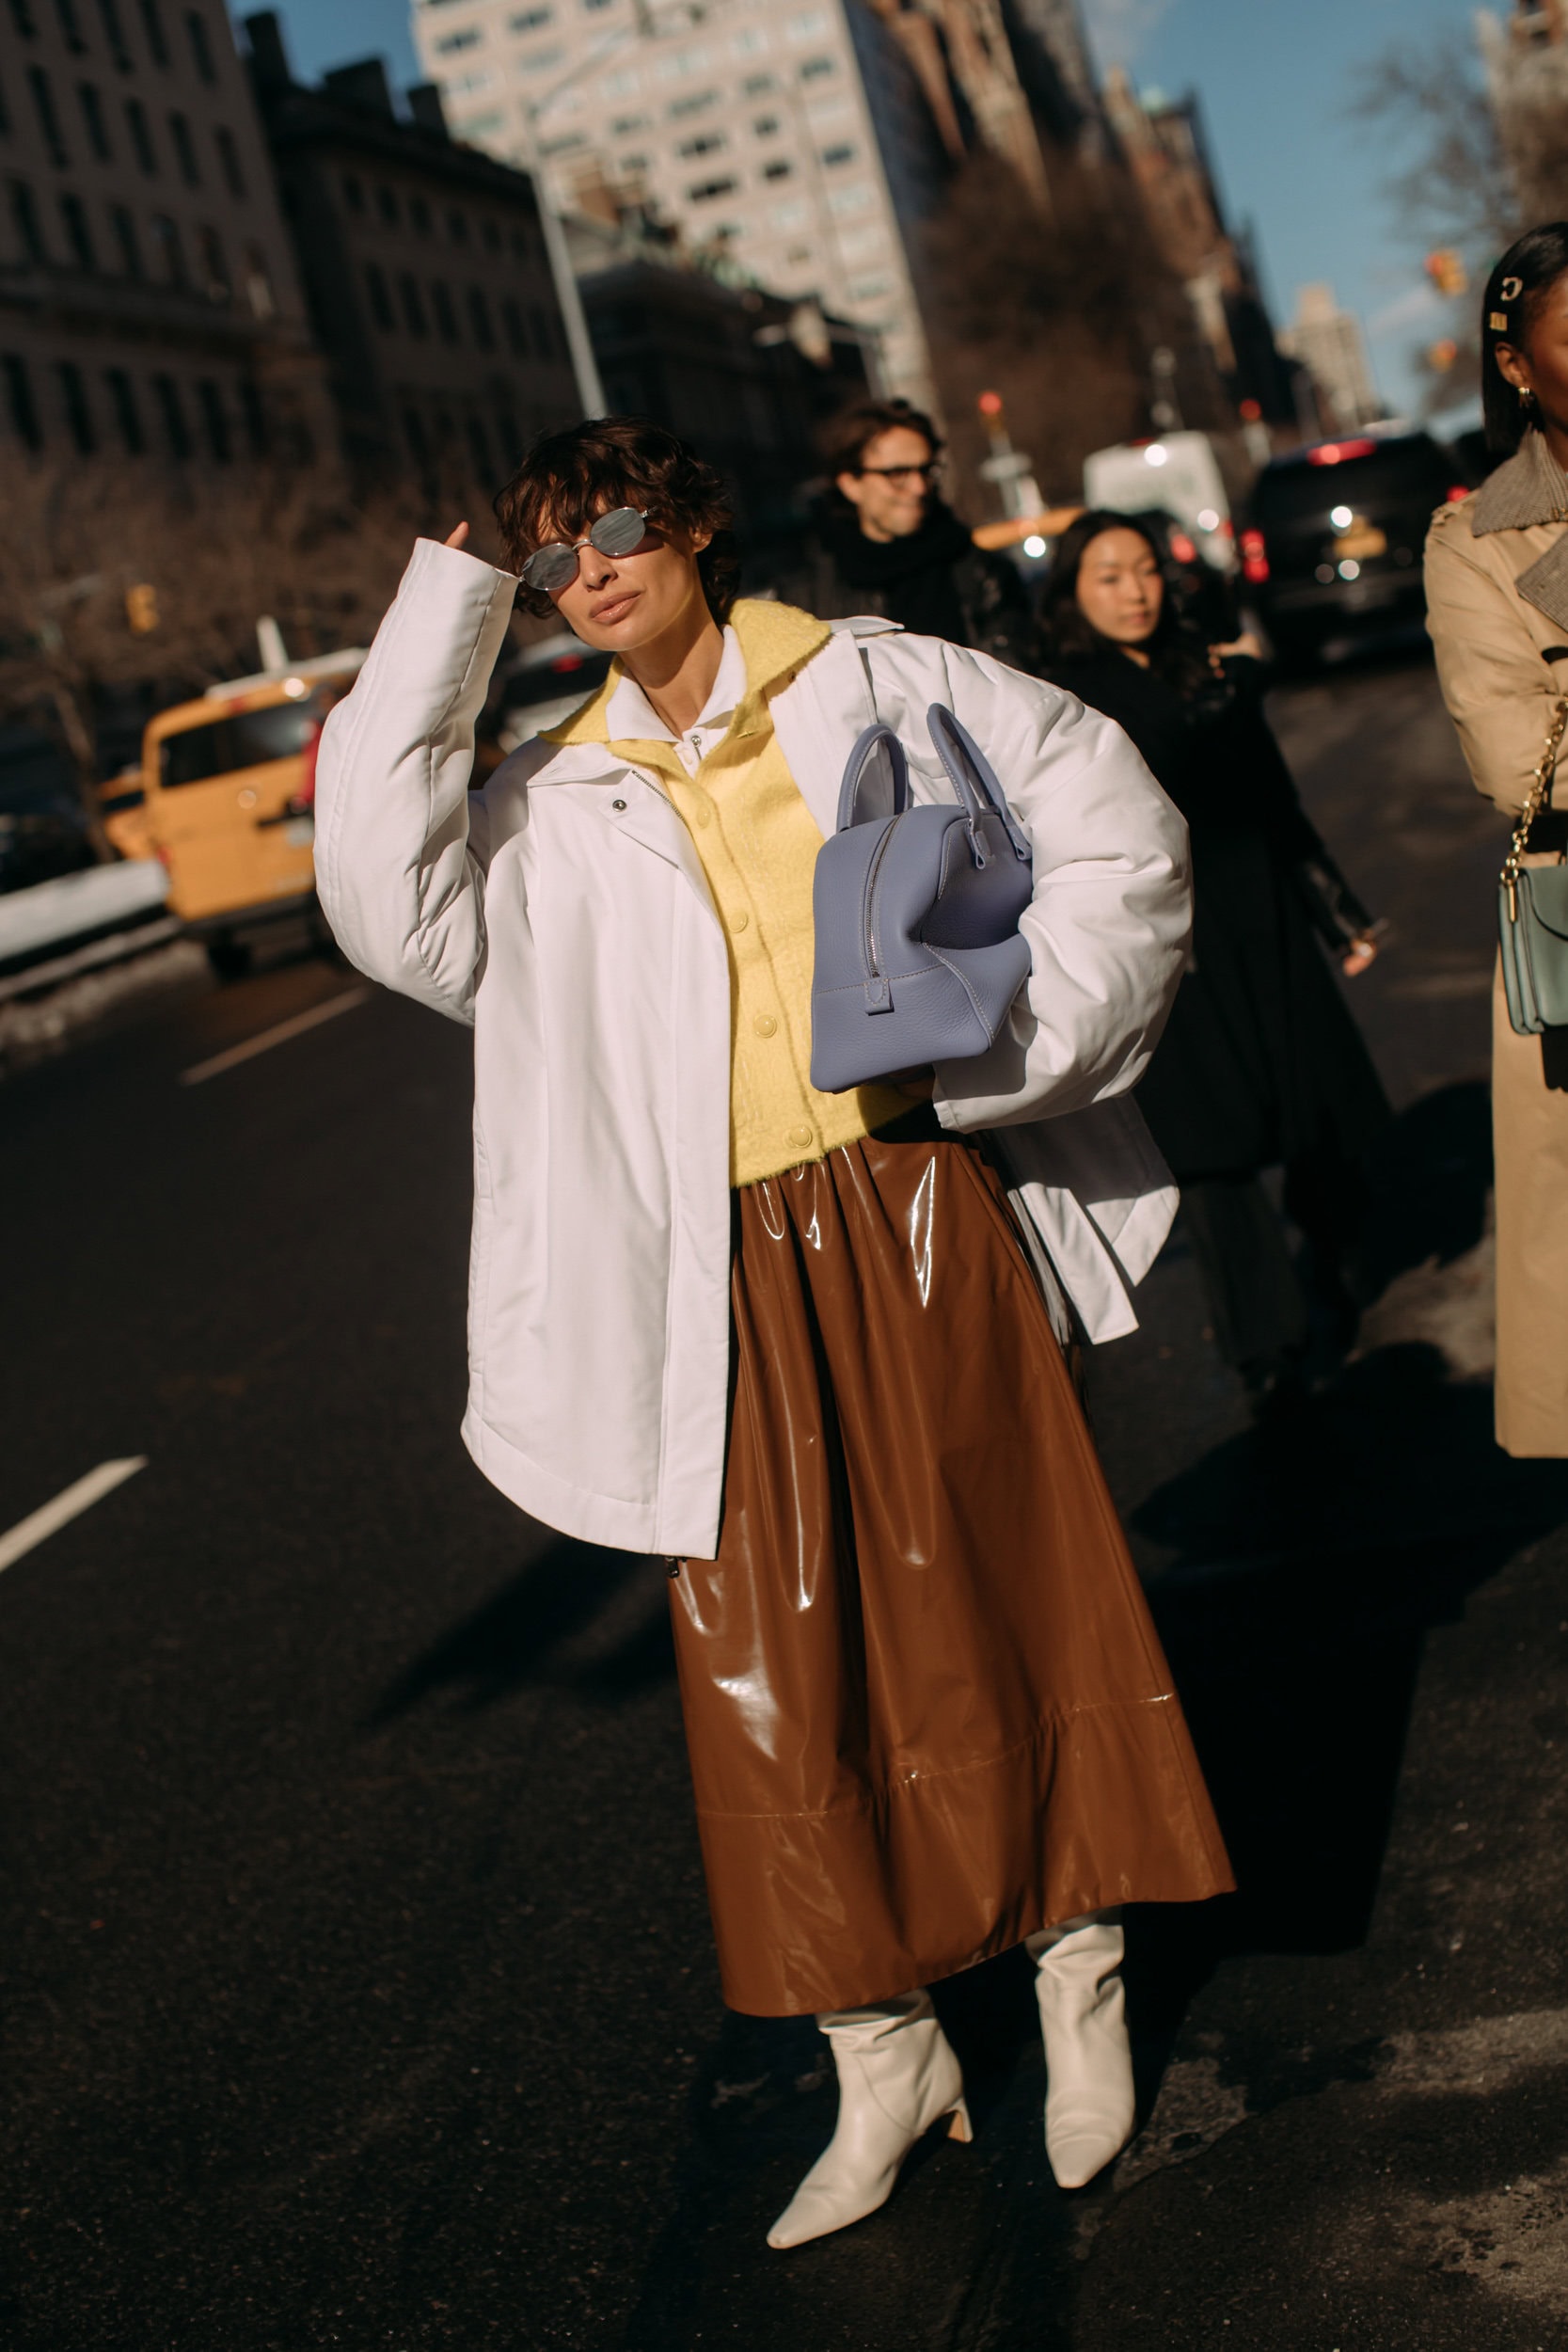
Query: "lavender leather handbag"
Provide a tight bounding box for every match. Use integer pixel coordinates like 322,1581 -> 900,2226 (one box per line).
809,703 -> 1034,1093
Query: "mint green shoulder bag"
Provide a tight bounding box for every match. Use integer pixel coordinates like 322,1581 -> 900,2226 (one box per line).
1499,696 -> 1568,1034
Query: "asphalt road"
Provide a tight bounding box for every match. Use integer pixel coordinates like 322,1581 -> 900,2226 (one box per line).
5,650 -> 1568,2350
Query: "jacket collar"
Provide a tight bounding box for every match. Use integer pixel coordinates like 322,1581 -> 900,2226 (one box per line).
1470,433 -> 1568,635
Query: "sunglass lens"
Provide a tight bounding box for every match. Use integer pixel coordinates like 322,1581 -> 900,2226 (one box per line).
522,543 -> 578,592
590,506 -> 646,558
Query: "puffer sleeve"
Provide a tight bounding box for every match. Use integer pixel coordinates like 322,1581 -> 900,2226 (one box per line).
1425,504 -> 1566,818
313,538 -> 520,1024
908,639 -> 1192,1132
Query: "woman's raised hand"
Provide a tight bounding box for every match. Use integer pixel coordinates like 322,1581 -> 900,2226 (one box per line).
445,522 -> 470,549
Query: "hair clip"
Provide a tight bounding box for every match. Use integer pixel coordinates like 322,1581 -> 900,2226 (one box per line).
1501,275 -> 1524,300
1490,310 -> 1511,332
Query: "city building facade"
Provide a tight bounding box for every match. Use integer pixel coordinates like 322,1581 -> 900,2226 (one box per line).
411,0 -> 949,405
241,14 -> 578,490
0,0 -> 325,466
1278,282 -> 1381,437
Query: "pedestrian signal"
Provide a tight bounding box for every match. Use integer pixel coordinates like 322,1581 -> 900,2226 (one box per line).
125,582 -> 159,633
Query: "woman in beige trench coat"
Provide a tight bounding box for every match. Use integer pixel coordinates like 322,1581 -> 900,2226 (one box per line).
1427,222 -> 1568,1456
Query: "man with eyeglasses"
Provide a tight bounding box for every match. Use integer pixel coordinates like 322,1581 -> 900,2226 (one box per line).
815,397 -> 1040,671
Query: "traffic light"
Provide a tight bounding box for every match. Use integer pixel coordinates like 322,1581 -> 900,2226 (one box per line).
1427,338 -> 1460,374
125,582 -> 159,633
1424,250 -> 1469,297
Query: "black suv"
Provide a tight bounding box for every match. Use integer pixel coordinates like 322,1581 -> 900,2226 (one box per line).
1245,429 -> 1471,663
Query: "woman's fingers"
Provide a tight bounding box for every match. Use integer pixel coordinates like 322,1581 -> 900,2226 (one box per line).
445,522 -> 470,549
1341,940 -> 1378,977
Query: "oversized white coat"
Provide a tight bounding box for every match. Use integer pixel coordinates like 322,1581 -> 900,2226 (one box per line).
314,540 -> 1192,1556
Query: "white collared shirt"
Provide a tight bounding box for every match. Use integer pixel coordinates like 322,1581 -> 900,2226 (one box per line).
603,624 -> 748,775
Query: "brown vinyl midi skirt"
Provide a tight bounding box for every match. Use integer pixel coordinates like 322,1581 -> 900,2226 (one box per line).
668,1118 -> 1233,2018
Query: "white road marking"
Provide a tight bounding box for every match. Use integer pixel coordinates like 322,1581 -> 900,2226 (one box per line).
0,1458 -> 148,1576
179,986 -> 371,1086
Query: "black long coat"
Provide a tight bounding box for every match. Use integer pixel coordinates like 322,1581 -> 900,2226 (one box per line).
1049,653 -> 1389,1182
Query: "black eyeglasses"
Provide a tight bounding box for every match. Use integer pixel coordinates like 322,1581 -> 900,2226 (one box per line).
521,505 -> 650,592
856,460 -> 942,484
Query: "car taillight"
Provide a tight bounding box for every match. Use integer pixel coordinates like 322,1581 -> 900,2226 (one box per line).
1169,531 -> 1196,564
1306,438 -> 1379,466
1446,484 -> 1468,502
1241,528 -> 1270,584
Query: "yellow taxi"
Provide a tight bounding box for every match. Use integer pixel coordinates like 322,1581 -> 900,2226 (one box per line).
136,651 -> 363,957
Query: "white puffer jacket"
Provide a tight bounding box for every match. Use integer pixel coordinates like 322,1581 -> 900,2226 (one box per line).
315,541 -> 1191,1556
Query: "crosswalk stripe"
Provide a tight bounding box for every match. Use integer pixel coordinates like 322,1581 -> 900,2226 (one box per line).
0,1459 -> 149,1576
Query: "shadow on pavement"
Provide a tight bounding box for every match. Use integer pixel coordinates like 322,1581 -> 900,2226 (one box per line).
371,1538 -> 676,1719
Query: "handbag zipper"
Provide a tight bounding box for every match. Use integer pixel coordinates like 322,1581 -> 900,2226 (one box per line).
862,812 -> 903,1010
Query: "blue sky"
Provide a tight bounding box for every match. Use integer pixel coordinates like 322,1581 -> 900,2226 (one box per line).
232,0 -> 1494,415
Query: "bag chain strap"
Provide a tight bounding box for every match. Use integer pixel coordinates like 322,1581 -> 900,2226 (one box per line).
1502,696 -> 1568,921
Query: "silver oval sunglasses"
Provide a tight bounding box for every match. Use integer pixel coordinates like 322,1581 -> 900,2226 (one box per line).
521,505 -> 650,593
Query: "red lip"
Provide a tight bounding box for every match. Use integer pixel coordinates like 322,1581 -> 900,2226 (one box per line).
591,590 -> 640,624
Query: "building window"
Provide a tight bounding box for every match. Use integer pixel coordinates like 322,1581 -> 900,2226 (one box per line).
467,285 -> 495,348
668,88 -> 715,118
57,358 -> 94,453
197,222 -> 227,297
403,407 -> 428,465
197,376 -> 228,460
152,371 -> 189,455
55,0 -> 87,53
410,194 -> 432,234
60,190 -> 94,265
244,243 -> 272,316
8,0 -> 38,37
137,0 -> 168,64
376,183 -> 400,226
467,413 -> 493,481
530,301 -> 555,358
168,110 -> 199,184
742,72 -> 774,95
365,260 -> 395,330
238,375 -> 264,453
798,55 -> 834,78
431,279 -> 459,341
686,174 -> 736,202
78,81 -> 110,157
105,364 -> 143,450
28,67 -> 68,165
96,0 -> 132,70
826,181 -> 870,216
110,200 -> 140,273
481,217 -> 500,252
0,72 -> 8,134
125,97 -> 156,172
446,207 -> 469,244
150,211 -> 185,282
761,158 -> 791,180
8,178 -> 45,262
501,295 -> 527,355
617,153 -> 646,176
185,7 -> 214,83
435,25 -> 482,50
820,142 -> 855,166
342,174 -> 364,214
610,111 -> 647,135
496,405 -> 522,459
398,272 -> 427,336
676,130 -> 723,157
752,113 -> 779,135
4,353 -> 41,449
214,125 -> 244,196
510,4 -> 552,25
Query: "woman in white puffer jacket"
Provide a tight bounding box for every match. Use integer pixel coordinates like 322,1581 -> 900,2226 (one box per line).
315,416 -> 1231,2251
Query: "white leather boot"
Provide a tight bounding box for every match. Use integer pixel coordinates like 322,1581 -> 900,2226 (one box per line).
767,1991 -> 972,2249
1026,1912 -> 1135,2189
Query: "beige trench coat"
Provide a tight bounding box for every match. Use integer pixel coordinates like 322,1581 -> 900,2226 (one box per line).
1426,494 -> 1568,1455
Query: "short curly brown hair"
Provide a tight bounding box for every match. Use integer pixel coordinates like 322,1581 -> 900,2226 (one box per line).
494,415 -> 739,621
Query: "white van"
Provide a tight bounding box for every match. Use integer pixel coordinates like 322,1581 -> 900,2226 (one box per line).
1082,434 -> 1235,572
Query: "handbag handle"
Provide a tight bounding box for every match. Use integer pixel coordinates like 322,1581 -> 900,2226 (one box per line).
1501,695 -> 1568,920
926,704 -> 1032,862
835,722 -> 909,833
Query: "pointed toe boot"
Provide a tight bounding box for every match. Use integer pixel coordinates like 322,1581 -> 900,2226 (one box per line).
767,1992 -> 972,2249
1028,1914 -> 1135,2190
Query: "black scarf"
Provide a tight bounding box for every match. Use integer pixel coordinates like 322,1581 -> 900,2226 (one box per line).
826,504 -> 975,644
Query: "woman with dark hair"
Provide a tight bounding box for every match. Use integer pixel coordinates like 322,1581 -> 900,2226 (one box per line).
1427,222 -> 1568,1455
1041,510 -> 1388,1406
312,418 -> 1232,2248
